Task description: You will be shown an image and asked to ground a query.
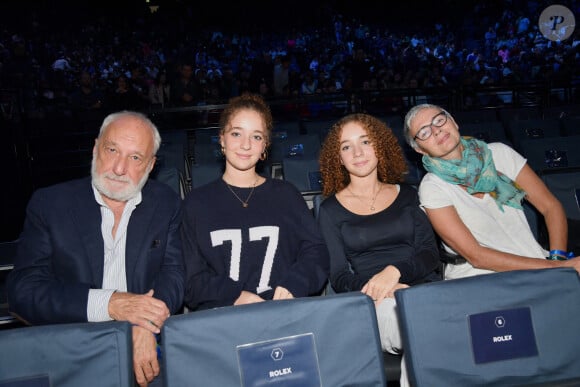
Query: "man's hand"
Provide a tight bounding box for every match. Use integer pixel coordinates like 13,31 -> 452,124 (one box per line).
132,325 -> 159,387
109,289 -> 169,333
234,290 -> 265,306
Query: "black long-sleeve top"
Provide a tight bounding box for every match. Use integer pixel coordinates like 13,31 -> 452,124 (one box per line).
317,184 -> 441,292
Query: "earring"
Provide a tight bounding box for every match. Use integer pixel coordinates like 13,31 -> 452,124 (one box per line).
221,146 -> 225,155
260,149 -> 268,161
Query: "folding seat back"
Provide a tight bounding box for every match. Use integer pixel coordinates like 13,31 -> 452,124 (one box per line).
0,240 -> 18,326
519,135 -> 580,172
151,165 -> 187,198
0,321 -> 133,387
541,168 -> 580,221
193,127 -> 220,145
157,129 -> 190,181
452,109 -> 498,124
162,292 -> 386,387
301,119 -> 335,143
540,168 -> 580,252
522,200 -> 542,242
272,120 -> 302,139
282,157 -> 322,194
193,142 -> 223,165
269,134 -> 321,165
461,121 -> 510,145
189,162 -> 224,189
322,277 -> 403,384
506,118 -> 562,152
395,268 -> 580,387
561,116 -> 580,136
400,149 -> 425,186
499,107 -> 542,132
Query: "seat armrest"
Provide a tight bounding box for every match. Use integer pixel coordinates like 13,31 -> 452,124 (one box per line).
439,248 -> 467,265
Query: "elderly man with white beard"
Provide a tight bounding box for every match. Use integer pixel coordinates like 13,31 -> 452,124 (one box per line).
7,110 -> 185,387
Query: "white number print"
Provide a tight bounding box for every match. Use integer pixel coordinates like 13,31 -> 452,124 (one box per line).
210,226 -> 279,293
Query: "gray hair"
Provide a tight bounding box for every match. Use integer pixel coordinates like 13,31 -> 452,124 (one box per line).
98,110 -> 162,155
403,103 -> 451,150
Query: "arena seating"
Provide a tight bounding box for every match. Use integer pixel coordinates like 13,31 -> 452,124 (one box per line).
395,268 -> 580,386
0,321 -> 134,387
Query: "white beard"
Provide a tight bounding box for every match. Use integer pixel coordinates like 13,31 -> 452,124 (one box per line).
91,157 -> 150,202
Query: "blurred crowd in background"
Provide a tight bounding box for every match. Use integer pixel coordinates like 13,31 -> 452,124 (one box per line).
0,0 -> 578,116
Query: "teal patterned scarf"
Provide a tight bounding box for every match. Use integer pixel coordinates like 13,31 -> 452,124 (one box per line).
422,137 -> 526,212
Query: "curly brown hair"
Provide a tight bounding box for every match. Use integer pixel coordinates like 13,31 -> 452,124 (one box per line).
319,113 -> 408,196
218,92 -> 274,146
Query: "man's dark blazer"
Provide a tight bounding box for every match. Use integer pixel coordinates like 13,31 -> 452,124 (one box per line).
7,176 -> 185,325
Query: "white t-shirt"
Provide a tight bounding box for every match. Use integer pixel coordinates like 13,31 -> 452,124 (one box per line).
419,142 -> 548,279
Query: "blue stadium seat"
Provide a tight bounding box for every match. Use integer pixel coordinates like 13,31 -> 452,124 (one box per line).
540,167 -> 580,255
157,129 -> 191,184
150,165 -> 187,198
281,157 -> 322,194
193,127 -> 220,145
0,321 -> 134,387
193,142 -> 223,165
395,268 -> 580,387
162,292 -> 386,386
377,114 -> 405,142
269,134 -> 321,165
0,240 -> 18,327
540,168 -> 580,221
498,107 -> 543,132
301,119 -> 335,143
190,162 -> 224,189
506,118 -> 562,152
561,116 -> 580,137
519,135 -> 580,173
461,121 -> 511,145
540,167 -> 580,252
451,109 -> 499,124
272,120 -> 302,139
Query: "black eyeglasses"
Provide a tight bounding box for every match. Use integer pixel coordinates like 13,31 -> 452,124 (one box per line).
413,111 -> 448,141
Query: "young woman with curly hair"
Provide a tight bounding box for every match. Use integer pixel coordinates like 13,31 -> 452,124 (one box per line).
317,113 -> 442,387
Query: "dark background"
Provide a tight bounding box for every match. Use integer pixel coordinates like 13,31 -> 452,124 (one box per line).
0,0 -> 480,34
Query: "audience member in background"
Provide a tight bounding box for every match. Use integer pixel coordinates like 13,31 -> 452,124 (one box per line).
300,70 -> 318,95
181,93 -> 329,311
404,103 -> 580,279
7,111 -> 185,387
170,63 -> 199,106
148,71 -> 171,108
68,70 -> 105,111
108,74 -> 142,111
317,113 -> 442,387
272,55 -> 290,97
128,64 -> 153,108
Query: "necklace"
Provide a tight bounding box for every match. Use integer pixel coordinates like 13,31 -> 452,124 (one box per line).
225,178 -> 259,208
347,183 -> 384,211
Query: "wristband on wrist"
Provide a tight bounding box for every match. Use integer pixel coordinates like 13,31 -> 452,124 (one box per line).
548,249 -> 574,260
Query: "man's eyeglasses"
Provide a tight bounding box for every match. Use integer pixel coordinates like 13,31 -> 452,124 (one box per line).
413,111 -> 448,141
